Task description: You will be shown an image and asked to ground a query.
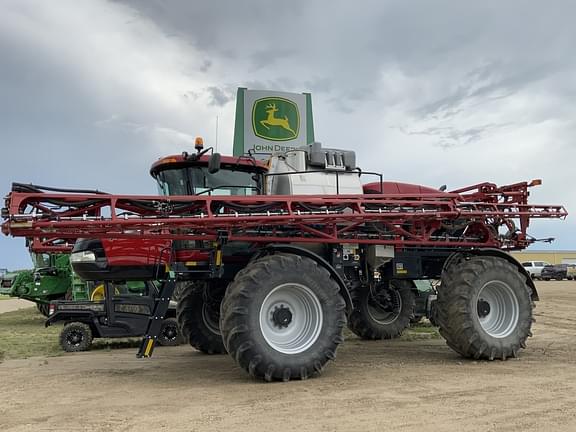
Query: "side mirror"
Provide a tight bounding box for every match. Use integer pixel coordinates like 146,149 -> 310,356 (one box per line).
439,184 -> 447,192
208,153 -> 221,174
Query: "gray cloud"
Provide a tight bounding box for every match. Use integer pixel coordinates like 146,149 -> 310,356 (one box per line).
250,48 -> 297,70
204,86 -> 235,107
416,62 -> 560,120
398,123 -> 513,149
1,0 -> 575,269
199,59 -> 212,73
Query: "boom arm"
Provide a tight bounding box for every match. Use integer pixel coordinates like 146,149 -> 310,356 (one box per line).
1,181 -> 567,250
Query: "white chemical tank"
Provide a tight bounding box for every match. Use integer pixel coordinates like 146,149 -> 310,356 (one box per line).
266,142 -> 363,196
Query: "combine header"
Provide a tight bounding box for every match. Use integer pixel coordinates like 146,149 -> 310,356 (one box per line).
1,142 -> 568,381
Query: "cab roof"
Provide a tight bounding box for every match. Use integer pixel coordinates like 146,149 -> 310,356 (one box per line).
150,154 -> 268,176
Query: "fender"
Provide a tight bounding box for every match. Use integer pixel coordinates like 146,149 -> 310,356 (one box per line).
444,248 -> 539,301
253,244 -> 354,313
45,310 -> 102,336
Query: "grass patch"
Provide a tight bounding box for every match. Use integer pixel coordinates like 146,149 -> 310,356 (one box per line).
0,307 -> 62,361
0,307 -> 145,362
0,295 -> 13,301
400,321 -> 441,341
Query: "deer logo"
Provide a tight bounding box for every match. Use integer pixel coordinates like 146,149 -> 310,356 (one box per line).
252,97 -> 300,141
260,103 -> 296,137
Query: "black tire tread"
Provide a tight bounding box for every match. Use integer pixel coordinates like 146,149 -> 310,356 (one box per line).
348,280 -> 416,340
220,254 -> 346,382
36,303 -> 50,317
59,322 -> 93,352
176,282 -> 226,354
157,317 -> 181,346
436,256 -> 533,361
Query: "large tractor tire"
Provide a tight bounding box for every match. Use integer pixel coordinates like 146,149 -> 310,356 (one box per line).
172,282 -> 188,303
437,256 -> 533,360
428,298 -> 439,327
176,282 -> 226,354
348,280 -> 416,340
220,254 -> 346,382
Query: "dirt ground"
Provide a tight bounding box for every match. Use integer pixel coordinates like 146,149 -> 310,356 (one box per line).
1,281 -> 575,432
0,299 -> 34,314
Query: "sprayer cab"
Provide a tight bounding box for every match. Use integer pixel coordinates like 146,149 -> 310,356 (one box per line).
150,152 -> 268,197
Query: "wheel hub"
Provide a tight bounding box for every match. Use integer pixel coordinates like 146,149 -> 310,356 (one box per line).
259,283 -> 323,354
67,331 -> 82,346
163,326 -> 177,339
477,299 -> 491,318
271,305 -> 293,328
367,285 -> 402,325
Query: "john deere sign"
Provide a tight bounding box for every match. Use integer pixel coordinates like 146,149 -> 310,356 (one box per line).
233,88 -> 314,157
252,97 -> 299,141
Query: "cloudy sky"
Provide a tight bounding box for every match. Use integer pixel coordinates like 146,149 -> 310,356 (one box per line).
1,0 -> 574,269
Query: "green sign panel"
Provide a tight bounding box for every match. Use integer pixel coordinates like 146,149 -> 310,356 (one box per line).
252,97 -> 300,141
233,88 -> 315,157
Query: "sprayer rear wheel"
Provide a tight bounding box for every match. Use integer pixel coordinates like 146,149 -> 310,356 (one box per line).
437,256 -> 533,360
176,282 -> 226,354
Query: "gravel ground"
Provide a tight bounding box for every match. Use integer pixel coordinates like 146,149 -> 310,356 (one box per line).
0,281 -> 575,432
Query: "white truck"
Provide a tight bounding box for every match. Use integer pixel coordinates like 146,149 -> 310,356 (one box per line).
521,261 -> 551,280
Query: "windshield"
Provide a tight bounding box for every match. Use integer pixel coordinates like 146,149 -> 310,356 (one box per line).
157,169 -> 188,195
31,253 -> 52,268
156,167 -> 259,196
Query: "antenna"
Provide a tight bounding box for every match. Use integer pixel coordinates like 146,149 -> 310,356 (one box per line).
215,115 -> 219,152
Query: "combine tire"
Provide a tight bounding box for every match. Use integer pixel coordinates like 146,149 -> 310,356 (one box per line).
36,303 -> 50,317
157,317 -> 181,346
348,280 -> 416,340
220,254 -> 346,381
172,282 -> 188,302
437,256 -> 533,360
176,282 -> 226,354
59,322 -> 93,352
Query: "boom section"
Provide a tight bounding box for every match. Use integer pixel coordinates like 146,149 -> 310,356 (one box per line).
2,182 -> 567,250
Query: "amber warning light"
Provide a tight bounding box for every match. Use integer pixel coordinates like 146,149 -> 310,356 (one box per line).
195,136 -> 204,152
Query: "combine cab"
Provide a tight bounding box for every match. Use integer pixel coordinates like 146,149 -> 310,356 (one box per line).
2,140 -> 567,381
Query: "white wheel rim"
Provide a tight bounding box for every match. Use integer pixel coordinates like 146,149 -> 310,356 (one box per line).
259,283 -> 323,354
477,281 -> 519,338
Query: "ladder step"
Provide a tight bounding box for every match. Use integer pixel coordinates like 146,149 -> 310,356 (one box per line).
136,278 -> 176,359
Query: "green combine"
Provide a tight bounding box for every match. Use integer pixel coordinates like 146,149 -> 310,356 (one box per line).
0,253 -> 90,315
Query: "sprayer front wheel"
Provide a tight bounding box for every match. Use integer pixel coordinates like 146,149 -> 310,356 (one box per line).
220,254 -> 346,381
